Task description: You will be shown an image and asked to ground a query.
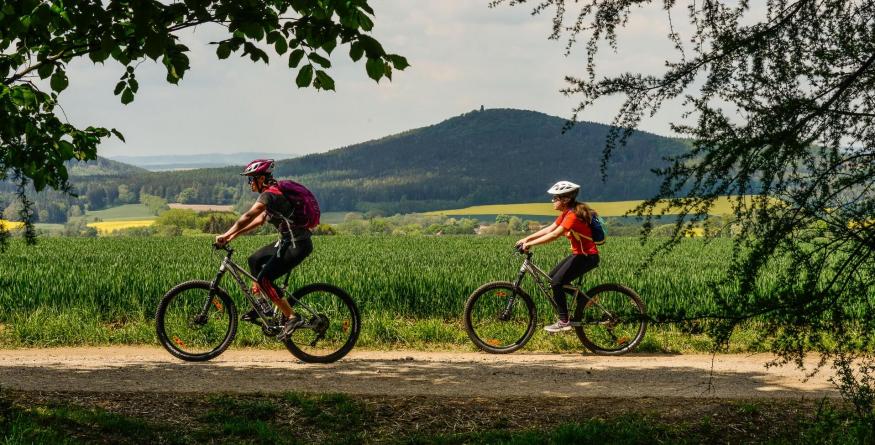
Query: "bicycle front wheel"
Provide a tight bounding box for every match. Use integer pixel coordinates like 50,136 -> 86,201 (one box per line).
573,284 -> 647,355
464,281 -> 536,354
155,280 -> 237,362
282,284 -> 360,363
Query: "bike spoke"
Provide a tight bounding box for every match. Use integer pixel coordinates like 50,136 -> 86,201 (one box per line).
161,288 -> 232,356
285,288 -> 357,360
578,288 -> 645,352
468,287 -> 532,350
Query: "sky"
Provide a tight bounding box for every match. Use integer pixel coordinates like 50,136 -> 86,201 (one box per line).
60,1 -> 694,158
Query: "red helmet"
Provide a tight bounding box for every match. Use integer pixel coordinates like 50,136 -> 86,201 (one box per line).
241,159 -> 274,176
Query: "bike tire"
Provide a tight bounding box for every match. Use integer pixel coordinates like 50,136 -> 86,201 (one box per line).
155,280 -> 238,362
464,281 -> 537,354
572,283 -> 647,355
282,283 -> 360,363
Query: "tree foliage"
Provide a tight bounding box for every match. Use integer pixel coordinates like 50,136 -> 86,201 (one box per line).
496,0 -> 875,418
0,0 -> 407,249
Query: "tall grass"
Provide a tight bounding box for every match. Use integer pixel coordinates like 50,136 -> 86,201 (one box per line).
0,236 -> 781,349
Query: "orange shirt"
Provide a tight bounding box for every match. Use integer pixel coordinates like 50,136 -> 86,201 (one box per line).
555,210 -> 599,255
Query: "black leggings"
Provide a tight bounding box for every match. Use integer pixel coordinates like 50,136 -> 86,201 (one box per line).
549,254 -> 599,320
248,238 -> 313,304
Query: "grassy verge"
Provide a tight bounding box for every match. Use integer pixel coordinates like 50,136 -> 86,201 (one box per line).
1,390 -> 871,444
0,313 -> 767,353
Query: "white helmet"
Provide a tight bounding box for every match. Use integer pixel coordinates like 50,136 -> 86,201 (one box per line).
547,180 -> 580,195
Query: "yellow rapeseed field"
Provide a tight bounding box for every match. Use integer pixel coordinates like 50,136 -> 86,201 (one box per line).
426,196 -> 762,217
0,220 -> 24,230
88,220 -> 155,234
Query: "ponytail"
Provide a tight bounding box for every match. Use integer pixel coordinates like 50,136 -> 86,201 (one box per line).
571,200 -> 595,223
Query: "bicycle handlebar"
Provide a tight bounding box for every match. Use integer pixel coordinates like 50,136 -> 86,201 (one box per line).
213,243 -> 233,254
514,245 -> 533,258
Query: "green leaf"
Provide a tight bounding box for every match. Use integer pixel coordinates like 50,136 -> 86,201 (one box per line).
128,78 -> 139,93
388,54 -> 410,70
358,35 -> 384,57
340,13 -> 358,29
241,22 -> 264,41
111,129 -> 126,142
314,70 -> 335,91
288,49 -> 306,68
144,34 -> 165,60
323,36 -> 337,55
57,140 -> 75,158
121,88 -> 134,105
365,57 -> 383,81
50,72 -> 68,92
349,42 -> 364,62
296,64 -> 314,88
358,13 -> 374,32
309,52 -> 331,68
275,38 -> 288,55
113,81 -> 125,96
37,63 -> 53,79
216,42 -> 231,59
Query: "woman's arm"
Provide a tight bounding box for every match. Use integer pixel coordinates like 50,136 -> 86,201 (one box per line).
216,202 -> 267,245
522,225 -> 565,250
228,212 -> 267,239
516,223 -> 557,246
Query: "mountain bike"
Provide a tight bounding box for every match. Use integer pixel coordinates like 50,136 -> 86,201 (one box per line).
463,247 -> 647,355
155,243 -> 360,363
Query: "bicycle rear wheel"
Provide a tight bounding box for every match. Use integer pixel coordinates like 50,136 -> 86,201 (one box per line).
464,281 -> 536,354
155,280 -> 237,362
282,284 -> 360,363
572,284 -> 647,355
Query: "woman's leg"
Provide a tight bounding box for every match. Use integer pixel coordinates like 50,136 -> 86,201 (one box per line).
256,238 -> 314,315
549,255 -> 577,322
248,243 -> 276,276
549,254 -> 600,322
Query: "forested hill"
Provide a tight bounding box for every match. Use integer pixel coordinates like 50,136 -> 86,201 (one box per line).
8,109 -> 689,218
274,108 -> 688,212
67,156 -> 148,177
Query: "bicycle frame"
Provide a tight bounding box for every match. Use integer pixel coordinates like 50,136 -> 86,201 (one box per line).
506,250 -> 608,326
205,246 -> 317,328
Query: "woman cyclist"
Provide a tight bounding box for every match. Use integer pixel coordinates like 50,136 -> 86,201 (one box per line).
515,181 -> 600,333
215,159 -> 312,338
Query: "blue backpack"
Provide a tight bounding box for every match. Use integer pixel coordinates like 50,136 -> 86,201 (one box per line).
589,213 -> 607,245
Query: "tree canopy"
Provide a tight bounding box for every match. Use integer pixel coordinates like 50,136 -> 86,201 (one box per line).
0,0 -> 407,245
496,0 -> 874,419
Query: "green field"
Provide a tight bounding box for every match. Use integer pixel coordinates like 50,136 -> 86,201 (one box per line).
71,204 -> 156,222
0,235 -> 783,351
426,196 -> 759,217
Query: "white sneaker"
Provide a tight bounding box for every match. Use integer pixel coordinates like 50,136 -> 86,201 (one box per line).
544,319 -> 572,333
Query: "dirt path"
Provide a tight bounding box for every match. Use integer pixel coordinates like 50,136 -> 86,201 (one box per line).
0,347 -> 838,399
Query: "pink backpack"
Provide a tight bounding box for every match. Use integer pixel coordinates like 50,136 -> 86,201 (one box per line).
266,180 -> 321,229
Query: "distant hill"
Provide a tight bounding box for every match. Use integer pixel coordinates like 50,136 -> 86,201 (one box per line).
67,157 -> 148,177
109,152 -> 291,171
56,108 -> 690,214
272,108 -> 689,212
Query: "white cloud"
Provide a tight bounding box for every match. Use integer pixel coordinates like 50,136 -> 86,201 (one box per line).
56,1 -> 703,158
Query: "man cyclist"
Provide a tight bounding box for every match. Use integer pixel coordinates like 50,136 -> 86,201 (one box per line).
215,159 -> 312,339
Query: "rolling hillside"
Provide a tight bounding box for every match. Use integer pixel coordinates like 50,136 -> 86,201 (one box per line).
11,108 -> 691,217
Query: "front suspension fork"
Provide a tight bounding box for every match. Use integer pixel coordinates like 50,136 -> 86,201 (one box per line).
499,267 -> 527,321
197,263 -> 227,321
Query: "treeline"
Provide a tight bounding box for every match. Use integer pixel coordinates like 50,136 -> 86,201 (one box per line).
3,109 -> 692,218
